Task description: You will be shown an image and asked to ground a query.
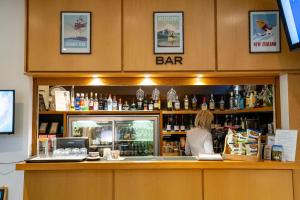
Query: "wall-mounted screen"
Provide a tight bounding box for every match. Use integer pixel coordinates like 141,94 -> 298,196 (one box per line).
277,0 -> 300,50
0,90 -> 15,134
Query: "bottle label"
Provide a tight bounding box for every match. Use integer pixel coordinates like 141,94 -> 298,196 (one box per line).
148,104 -> 153,111
184,102 -> 189,110
174,125 -> 179,131
166,125 -> 172,131
180,125 -> 186,131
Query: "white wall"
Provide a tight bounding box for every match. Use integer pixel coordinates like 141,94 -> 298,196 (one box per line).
0,0 -> 32,200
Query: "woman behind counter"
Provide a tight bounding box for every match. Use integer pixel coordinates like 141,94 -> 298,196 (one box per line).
185,110 -> 214,156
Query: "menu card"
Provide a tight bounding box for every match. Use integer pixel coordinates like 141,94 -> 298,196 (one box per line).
54,91 -> 70,111
275,130 -> 298,162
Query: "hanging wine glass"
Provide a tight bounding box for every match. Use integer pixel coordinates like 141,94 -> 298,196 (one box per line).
152,88 -> 160,101
167,88 -> 177,102
136,87 -> 145,101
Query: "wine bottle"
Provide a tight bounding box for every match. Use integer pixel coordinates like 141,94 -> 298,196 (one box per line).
209,94 -> 215,111
93,93 -> 99,111
184,95 -> 189,110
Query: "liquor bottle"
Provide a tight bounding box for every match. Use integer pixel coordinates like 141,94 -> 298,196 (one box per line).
254,91 -> 260,107
75,93 -> 81,111
167,98 -> 173,111
234,116 -> 239,126
118,98 -> 123,111
245,92 -> 250,108
224,115 -> 229,126
184,95 -> 189,110
80,93 -> 85,111
89,92 -> 94,111
201,97 -> 208,111
189,115 -> 194,130
148,97 -> 154,111
229,91 -> 234,110
174,96 -> 180,110
130,99 -> 136,110
70,85 -> 75,111
180,115 -> 186,131
93,93 -> 99,111
98,94 -> 104,110
241,117 -> 245,130
137,98 -> 143,110
107,94 -> 113,111
209,94 -> 215,111
174,115 -> 179,131
166,116 -> 172,131
152,88 -> 160,110
143,95 -> 148,111
219,96 -> 225,111
192,95 -> 197,110
157,97 -> 161,110
239,92 -> 245,110
84,93 -> 89,111
103,96 -> 108,110
234,90 -> 240,110
112,96 -> 118,111
249,92 -> 255,108
123,100 -> 130,110
229,115 -> 234,126
153,98 -> 159,110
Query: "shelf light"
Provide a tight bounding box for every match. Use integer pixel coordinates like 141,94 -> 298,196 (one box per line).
139,77 -> 156,86
194,77 -> 205,85
89,77 -> 104,86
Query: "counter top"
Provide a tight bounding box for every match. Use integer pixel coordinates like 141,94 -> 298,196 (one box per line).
16,160 -> 300,171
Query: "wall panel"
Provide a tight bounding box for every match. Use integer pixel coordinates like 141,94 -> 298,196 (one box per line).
123,0 -> 216,71
27,0 -> 122,72
217,0 -> 300,71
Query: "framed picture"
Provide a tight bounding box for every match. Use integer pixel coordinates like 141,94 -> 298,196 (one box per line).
0,186 -> 8,200
39,122 -> 48,134
153,12 -> 184,54
61,11 -> 91,54
49,122 -> 59,134
249,10 -> 281,53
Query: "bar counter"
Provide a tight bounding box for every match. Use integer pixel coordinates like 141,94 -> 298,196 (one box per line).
16,160 -> 300,170
17,160 -> 299,200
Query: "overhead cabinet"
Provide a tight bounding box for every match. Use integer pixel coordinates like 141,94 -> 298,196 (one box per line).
26,0 -> 122,72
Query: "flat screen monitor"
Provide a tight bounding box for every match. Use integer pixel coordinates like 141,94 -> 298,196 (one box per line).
277,0 -> 300,50
0,90 -> 15,134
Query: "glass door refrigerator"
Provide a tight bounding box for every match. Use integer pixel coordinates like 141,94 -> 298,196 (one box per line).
68,115 -> 160,156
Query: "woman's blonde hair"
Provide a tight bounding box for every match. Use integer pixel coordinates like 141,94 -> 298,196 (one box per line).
194,110 -> 214,130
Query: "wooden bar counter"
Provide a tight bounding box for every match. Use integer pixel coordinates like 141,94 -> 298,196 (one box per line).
17,160 -> 300,200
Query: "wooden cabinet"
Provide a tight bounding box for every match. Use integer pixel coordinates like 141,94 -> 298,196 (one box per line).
217,0 -> 300,71
123,0 -> 216,72
24,170 -> 113,200
27,0 -> 122,72
204,170 -> 293,200
115,169 -> 203,200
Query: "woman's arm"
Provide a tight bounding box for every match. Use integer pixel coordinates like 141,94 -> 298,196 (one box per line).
185,137 -> 191,156
204,133 -> 214,154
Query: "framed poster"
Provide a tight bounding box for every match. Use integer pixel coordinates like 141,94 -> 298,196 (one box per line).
0,186 -> 8,200
249,10 -> 281,53
61,12 -> 91,54
154,12 -> 184,54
